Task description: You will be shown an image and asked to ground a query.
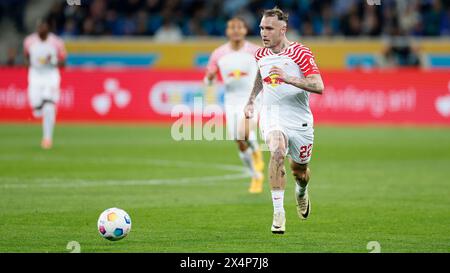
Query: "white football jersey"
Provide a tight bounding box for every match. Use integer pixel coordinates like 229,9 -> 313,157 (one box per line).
206,41 -> 260,102
24,33 -> 66,85
255,42 -> 320,130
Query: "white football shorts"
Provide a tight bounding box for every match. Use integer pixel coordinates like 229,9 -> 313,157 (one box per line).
260,123 -> 314,164
28,80 -> 60,109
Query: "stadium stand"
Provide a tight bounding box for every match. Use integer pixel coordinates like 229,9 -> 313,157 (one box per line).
1,0 -> 449,67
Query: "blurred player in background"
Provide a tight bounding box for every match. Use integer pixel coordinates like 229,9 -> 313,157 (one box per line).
204,17 -> 265,193
245,7 -> 325,234
24,18 -> 67,149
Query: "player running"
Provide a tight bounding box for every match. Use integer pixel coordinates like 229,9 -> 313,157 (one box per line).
204,17 -> 265,193
24,18 -> 67,149
244,8 -> 325,234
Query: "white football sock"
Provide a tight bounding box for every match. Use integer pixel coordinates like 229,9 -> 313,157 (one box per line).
42,103 -> 56,141
239,148 -> 256,177
271,190 -> 285,214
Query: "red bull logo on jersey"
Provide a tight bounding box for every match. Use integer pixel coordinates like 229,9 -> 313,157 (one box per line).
38,56 -> 52,65
227,70 -> 248,80
263,74 -> 284,87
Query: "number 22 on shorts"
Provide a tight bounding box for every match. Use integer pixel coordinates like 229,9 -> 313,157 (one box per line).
299,144 -> 313,161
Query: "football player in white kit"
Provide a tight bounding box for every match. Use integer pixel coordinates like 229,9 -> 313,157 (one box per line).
24,18 -> 67,149
204,17 -> 265,193
244,8 -> 325,234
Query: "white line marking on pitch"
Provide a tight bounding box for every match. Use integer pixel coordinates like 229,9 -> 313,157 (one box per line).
0,155 -> 246,172
0,155 -> 252,188
0,173 -> 250,189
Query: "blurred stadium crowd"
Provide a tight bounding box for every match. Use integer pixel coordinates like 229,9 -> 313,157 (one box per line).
2,0 -> 449,39
1,0 -> 448,67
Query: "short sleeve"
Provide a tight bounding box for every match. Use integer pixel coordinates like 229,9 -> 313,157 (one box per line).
293,47 -> 320,77
254,47 -> 264,62
206,49 -> 220,75
55,37 -> 67,61
23,35 -> 33,56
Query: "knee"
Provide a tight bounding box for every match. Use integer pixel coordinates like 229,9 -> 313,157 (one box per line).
268,131 -> 287,166
292,166 -> 310,184
236,140 -> 248,152
271,147 -> 286,165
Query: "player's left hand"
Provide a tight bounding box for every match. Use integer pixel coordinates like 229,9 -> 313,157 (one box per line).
45,55 -> 52,65
44,55 -> 57,66
269,66 -> 290,83
244,102 -> 254,119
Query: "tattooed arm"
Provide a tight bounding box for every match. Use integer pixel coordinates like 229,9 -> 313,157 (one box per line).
269,66 -> 324,94
285,74 -> 324,94
244,69 -> 263,119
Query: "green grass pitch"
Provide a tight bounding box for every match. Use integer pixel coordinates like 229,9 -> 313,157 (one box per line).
0,123 -> 449,253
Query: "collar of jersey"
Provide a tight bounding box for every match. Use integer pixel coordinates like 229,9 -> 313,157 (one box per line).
227,41 -> 247,52
268,42 -> 297,55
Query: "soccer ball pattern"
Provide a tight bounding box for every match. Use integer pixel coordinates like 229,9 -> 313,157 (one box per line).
97,208 -> 132,241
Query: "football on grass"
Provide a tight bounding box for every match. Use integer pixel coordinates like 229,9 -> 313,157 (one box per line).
97,208 -> 132,241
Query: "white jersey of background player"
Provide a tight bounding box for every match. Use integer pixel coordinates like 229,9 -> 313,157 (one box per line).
204,17 -> 265,194
245,8 -> 325,234
24,19 -> 67,149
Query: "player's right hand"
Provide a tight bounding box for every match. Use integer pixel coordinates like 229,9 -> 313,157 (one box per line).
44,55 -> 57,66
244,102 -> 254,119
203,76 -> 213,86
203,71 -> 216,86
